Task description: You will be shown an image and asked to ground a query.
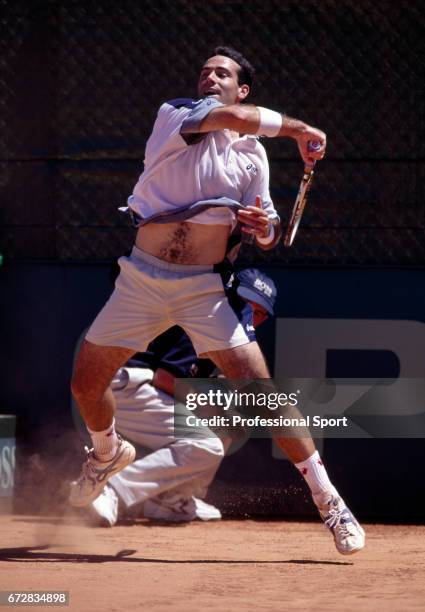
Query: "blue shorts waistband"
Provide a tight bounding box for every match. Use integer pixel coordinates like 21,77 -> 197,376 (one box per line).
130,245 -> 213,273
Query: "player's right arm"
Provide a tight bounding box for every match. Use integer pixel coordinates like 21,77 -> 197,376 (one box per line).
197,104 -> 326,166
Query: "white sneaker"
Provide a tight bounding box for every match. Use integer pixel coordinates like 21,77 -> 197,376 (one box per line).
89,484 -> 119,527
315,493 -> 366,555
143,494 -> 221,522
69,437 -> 135,507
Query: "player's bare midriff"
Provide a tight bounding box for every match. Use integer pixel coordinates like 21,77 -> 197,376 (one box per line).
135,221 -> 231,265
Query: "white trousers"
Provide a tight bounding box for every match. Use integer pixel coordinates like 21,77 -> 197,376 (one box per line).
109,367 -> 224,510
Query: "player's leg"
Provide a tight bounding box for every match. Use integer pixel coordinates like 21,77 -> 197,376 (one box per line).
175,269 -> 364,552
70,249 -> 174,507
72,340 -> 134,431
207,342 -> 365,554
69,340 -> 137,508
184,283 -> 317,463
206,341 -> 316,463
204,340 -> 269,377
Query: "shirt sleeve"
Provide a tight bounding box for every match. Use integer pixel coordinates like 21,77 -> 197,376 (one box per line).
145,97 -> 224,163
144,100 -> 192,162
180,97 -> 224,134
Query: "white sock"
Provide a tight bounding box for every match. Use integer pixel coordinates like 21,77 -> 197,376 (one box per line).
87,418 -> 119,461
295,450 -> 338,504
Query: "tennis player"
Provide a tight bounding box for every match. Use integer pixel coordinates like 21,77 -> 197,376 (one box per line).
70,46 -> 364,554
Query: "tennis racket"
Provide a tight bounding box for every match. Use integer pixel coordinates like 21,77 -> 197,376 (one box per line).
283,141 -> 322,247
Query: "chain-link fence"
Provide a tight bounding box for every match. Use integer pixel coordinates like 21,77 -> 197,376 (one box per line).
1,0 -> 424,264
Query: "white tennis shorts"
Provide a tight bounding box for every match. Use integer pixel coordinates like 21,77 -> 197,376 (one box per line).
85,246 -> 249,356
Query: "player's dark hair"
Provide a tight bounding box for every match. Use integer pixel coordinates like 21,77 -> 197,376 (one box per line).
213,46 -> 255,88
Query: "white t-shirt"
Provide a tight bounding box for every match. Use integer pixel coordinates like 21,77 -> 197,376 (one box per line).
128,98 -> 278,226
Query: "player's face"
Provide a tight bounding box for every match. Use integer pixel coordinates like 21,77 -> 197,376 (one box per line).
248,301 -> 269,328
198,55 -> 249,105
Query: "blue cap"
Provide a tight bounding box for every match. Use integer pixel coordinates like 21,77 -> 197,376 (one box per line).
236,269 -> 277,315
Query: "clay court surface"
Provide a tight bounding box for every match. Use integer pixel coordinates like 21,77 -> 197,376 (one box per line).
0,516 -> 424,611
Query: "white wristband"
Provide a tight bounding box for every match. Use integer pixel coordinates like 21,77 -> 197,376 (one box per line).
256,224 -> 275,245
255,107 -> 283,137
